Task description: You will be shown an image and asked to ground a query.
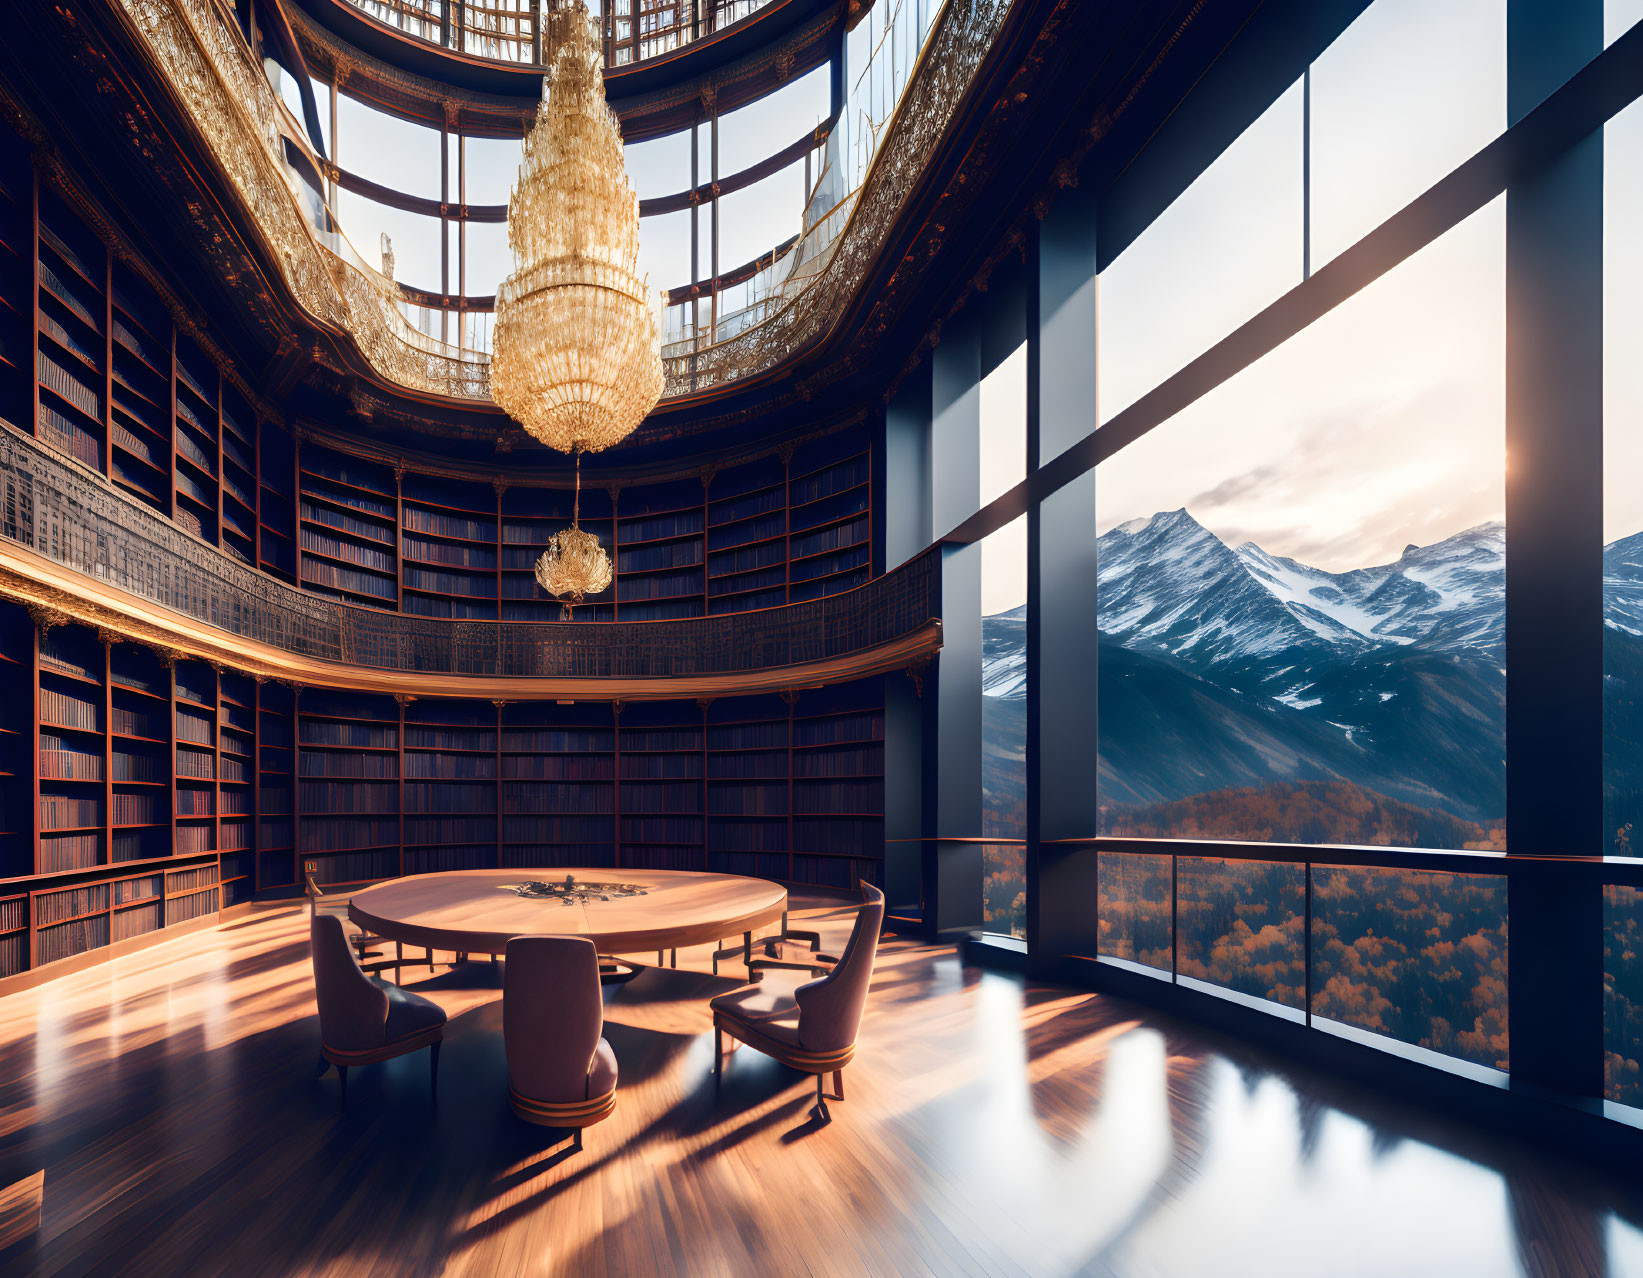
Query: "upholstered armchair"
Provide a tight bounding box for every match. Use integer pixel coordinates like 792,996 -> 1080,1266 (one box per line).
310,913 -> 447,1107
710,882 -> 885,1123
503,935 -> 619,1150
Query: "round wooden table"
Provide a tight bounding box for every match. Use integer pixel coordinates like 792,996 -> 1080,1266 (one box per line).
348,868 -> 787,966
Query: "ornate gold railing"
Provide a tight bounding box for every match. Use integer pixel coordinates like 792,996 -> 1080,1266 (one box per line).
115,0 -> 1011,404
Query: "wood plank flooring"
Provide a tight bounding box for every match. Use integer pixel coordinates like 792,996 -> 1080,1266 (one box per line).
1,897 -> 1641,1276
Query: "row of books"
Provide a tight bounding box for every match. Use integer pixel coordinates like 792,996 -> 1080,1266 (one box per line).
501,729 -> 614,753
175,710 -> 213,745
176,748 -> 214,779
619,754 -> 700,780
176,825 -> 215,853
501,815 -> 612,843
617,571 -> 703,603
37,882 -> 109,925
622,729 -> 701,752
112,901 -> 161,942
404,817 -> 498,846
791,546 -> 870,584
501,844 -> 614,868
167,864 -> 219,894
222,789 -> 253,816
112,750 -> 165,783
114,792 -> 163,823
707,821 -> 789,852
298,782 -> 398,814
298,817 -> 399,852
259,819 -> 293,850
790,455 -> 868,507
301,500 -> 395,545
618,541 -> 704,573
711,510 -> 785,550
0,898 -> 24,933
40,743 -> 102,781
707,538 -> 786,577
403,507 -> 495,542
220,819 -> 253,850
113,874 -> 161,905
36,914 -> 109,965
39,831 -> 100,873
41,687 -> 99,732
499,783 -> 614,815
709,568 -> 785,596
302,848 -> 397,885
706,785 -> 787,815
221,757 -> 248,784
403,567 -> 493,598
791,515 -> 869,560
112,705 -> 162,738
40,794 -> 100,829
794,745 -> 884,777
621,817 -> 704,844
618,510 -> 703,544
403,535 -> 495,570
301,752 -> 399,779
165,888 -> 218,926
302,560 -> 397,600
259,786 -> 291,813
299,722 -> 398,749
707,723 -> 788,750
405,726 -> 496,751
301,527 -> 395,574
795,714 -> 884,747
0,931 -> 25,978
709,484 -> 785,528
405,845 -> 494,874
407,753 -> 496,779
794,779 -> 884,810
707,751 -> 789,779
403,783 -> 497,814
622,782 -> 708,813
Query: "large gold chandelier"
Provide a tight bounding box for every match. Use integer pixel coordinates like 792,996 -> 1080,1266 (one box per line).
492,0 -> 662,616
491,0 -> 662,454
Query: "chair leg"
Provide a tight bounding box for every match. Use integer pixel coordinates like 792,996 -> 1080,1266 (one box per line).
743,930 -> 752,970
338,1065 -> 349,1109
573,1128 -> 583,1154
671,948 -> 677,968
396,941 -> 404,984
430,1040 -> 441,1107
833,1069 -> 844,1102
810,1073 -> 830,1124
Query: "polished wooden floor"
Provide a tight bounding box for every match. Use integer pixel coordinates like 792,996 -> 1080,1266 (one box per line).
2,899 -> 1643,1277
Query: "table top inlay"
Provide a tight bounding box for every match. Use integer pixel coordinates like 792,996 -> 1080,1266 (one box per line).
348,868 -> 788,956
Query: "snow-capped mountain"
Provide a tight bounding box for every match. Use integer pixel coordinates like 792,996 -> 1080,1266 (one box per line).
1097,510 -> 1504,686
1606,531 -> 1643,636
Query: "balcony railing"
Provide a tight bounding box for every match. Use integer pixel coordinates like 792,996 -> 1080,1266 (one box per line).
0,423 -> 939,686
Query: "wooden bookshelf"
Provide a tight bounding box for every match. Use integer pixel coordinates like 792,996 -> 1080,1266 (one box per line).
256,681 -> 296,892
618,701 -> 705,870
499,702 -> 617,867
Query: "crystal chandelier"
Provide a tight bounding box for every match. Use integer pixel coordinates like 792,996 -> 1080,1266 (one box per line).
491,0 -> 662,455
534,453 -> 613,619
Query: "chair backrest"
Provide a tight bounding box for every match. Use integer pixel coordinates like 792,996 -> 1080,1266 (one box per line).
796,882 -> 885,1054
504,935 -> 606,1103
310,913 -> 389,1052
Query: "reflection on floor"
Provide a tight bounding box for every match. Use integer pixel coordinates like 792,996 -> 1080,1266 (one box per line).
0,895 -> 1640,1276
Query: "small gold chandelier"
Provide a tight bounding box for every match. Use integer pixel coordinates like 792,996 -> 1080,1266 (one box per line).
534,451 -> 612,619
491,0 -> 662,454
